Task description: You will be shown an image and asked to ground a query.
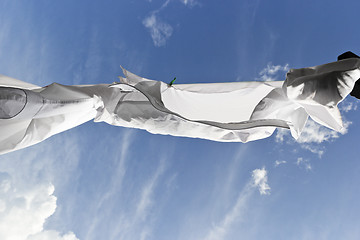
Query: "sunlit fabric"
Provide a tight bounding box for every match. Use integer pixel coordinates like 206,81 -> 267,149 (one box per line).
0,58 -> 359,155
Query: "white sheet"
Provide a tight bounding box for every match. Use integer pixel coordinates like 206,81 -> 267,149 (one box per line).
0,58 -> 359,155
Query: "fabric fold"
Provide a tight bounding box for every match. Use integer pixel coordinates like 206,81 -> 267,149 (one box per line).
283,58 -> 360,131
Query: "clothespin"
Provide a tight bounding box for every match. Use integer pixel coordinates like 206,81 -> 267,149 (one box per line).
169,77 -> 176,86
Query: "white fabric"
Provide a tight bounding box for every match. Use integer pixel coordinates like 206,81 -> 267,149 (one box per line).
0,59 -> 359,155
0,74 -> 40,90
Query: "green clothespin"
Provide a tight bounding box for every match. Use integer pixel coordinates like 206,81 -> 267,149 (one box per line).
169,77 -> 176,86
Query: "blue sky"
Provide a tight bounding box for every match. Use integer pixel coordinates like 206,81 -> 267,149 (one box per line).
0,0 -> 360,239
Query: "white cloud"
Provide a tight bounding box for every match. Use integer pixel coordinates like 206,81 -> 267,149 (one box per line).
296,157 -> 312,171
257,63 -> 289,81
143,13 -> 173,47
252,168 -> 270,195
274,160 -> 287,167
0,172 -> 78,240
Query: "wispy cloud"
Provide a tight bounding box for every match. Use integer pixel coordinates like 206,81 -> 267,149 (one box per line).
202,167 -> 270,240
257,63 -> 289,81
143,0 -> 173,47
143,0 -> 199,47
339,98 -> 358,113
74,26 -> 102,85
143,13 -> 173,47
274,160 -> 287,167
95,130 -> 134,209
300,145 -> 324,158
275,128 -> 288,143
180,0 -> 199,7
109,157 -> 168,240
78,129 -> 175,240
252,168 -> 270,195
296,157 -> 312,171
135,158 -> 166,221
203,189 -> 251,240
84,130 -> 135,240
218,146 -> 249,203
